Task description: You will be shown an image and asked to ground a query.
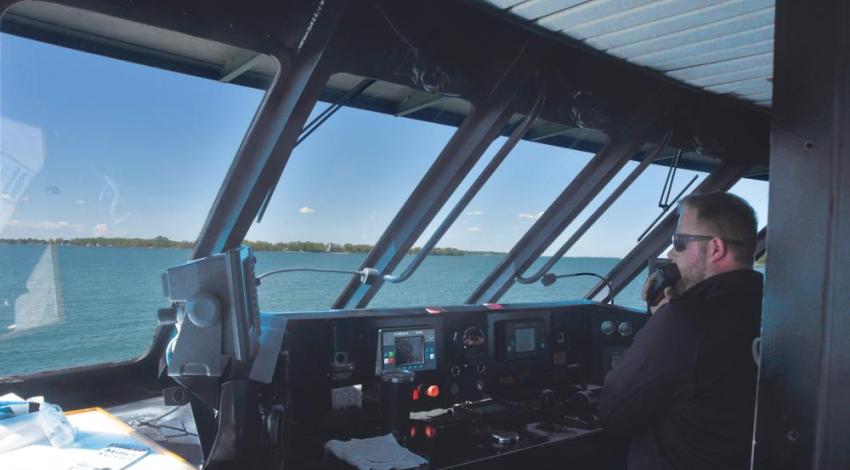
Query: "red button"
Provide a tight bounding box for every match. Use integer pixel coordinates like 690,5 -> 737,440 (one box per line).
412,388 -> 420,401
426,385 -> 440,398
425,425 -> 437,439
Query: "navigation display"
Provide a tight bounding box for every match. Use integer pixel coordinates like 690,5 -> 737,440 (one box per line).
395,335 -> 425,366
515,328 -> 536,353
378,328 -> 437,374
495,319 -> 546,362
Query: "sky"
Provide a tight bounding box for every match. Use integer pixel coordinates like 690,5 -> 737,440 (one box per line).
0,32 -> 769,258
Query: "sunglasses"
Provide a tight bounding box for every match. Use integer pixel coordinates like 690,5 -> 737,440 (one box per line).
672,233 -> 715,251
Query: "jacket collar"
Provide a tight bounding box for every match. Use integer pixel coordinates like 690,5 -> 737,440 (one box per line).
681,269 -> 764,301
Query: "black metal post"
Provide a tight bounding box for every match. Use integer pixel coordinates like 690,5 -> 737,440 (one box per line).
466,88 -> 673,304
584,162 -> 747,302
332,38 -> 542,309
752,0 -> 850,468
191,0 -> 347,259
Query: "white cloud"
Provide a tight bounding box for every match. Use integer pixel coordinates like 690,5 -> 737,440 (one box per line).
0,219 -> 85,237
466,226 -> 482,232
518,211 -> 544,220
75,200 -> 85,205
299,206 -> 315,214
93,223 -> 108,236
466,210 -> 484,216
7,219 -> 70,230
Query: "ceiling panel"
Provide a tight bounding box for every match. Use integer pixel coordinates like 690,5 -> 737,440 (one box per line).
479,0 -> 775,107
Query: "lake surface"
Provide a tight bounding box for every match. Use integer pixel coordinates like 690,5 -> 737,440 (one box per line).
0,245 -> 683,376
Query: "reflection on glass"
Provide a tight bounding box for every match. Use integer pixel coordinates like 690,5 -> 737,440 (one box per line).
4,245 -> 62,333
0,12 -> 270,375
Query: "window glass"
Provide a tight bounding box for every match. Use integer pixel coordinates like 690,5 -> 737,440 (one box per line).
246,74 -> 463,311
728,177 -> 769,231
729,176 -> 769,268
501,156 -> 708,309
0,10 -> 271,376
368,130 -> 601,308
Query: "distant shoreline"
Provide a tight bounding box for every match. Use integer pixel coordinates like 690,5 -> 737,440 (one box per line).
0,236 -> 506,257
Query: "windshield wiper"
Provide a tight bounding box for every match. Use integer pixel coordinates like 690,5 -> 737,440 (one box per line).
636,148 -> 698,242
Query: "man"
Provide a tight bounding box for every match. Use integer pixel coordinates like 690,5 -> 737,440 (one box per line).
599,192 -> 763,470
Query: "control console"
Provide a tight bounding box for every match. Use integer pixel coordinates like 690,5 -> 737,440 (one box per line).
277,301 -> 647,468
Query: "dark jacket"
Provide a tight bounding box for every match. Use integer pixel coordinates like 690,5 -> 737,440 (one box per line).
599,270 -> 763,470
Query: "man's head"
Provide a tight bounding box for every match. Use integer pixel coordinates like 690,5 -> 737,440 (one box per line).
668,192 -> 758,291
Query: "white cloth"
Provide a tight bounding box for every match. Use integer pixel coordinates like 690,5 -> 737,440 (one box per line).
324,434 -> 428,470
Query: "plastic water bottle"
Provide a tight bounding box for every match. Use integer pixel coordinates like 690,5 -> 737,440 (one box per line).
37,403 -> 76,447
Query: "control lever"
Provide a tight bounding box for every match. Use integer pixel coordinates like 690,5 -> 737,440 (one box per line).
542,389 -> 554,411
538,389 -> 557,432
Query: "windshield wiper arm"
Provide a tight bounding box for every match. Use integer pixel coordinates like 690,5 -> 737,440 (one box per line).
383,88 -> 546,284
256,78 -> 376,223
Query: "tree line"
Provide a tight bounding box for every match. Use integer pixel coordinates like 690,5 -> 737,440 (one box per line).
0,236 -> 502,256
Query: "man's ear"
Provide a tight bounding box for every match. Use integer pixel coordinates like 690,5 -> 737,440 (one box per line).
708,237 -> 727,262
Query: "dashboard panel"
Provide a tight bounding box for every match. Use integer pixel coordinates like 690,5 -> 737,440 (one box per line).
257,301 -> 649,468
279,301 -> 647,417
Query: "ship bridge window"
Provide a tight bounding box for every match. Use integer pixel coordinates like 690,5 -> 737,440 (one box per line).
729,177 -> 769,266
245,73 -> 466,312
369,130 -> 601,308
0,2 -> 274,376
500,153 -> 710,310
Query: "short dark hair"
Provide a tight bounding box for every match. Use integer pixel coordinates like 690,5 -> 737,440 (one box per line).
679,192 -> 758,264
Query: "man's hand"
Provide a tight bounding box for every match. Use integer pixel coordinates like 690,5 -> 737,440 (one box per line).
642,272 -> 678,315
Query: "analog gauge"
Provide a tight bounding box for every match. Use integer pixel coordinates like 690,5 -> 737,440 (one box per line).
462,326 -> 487,358
601,320 -> 616,336
618,322 -> 633,337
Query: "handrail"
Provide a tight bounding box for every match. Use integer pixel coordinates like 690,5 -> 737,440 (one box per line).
515,130 -> 672,284
382,88 -> 546,284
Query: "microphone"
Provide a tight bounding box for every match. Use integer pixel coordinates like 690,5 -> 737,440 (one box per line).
540,272 -> 615,304
541,273 -> 558,287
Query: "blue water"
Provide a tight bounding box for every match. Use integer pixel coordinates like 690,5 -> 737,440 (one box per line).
0,245 -> 652,377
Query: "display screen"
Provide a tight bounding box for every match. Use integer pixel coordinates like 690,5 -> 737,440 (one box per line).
495,318 -> 546,362
395,335 -> 425,366
378,328 -> 437,374
515,328 -> 536,353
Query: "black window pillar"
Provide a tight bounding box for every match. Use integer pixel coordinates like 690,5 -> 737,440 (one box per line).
752,0 -> 850,468
191,1 -> 346,260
